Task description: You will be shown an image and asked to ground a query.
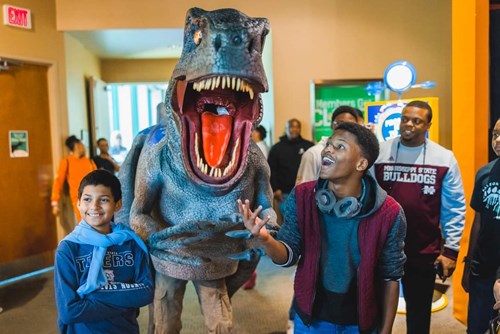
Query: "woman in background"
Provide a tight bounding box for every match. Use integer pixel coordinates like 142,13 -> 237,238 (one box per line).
51,135 -> 96,222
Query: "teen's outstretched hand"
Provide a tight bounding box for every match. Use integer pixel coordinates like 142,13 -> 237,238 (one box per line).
237,199 -> 288,265
237,199 -> 271,241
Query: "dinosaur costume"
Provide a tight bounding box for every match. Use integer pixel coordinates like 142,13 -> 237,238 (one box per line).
115,7 -> 277,333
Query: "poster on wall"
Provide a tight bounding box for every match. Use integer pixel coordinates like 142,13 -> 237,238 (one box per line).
364,97 -> 439,143
311,79 -> 384,142
9,130 -> 29,158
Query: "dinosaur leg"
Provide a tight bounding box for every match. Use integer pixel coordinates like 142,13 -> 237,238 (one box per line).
153,272 -> 187,334
193,279 -> 233,334
225,260 -> 258,298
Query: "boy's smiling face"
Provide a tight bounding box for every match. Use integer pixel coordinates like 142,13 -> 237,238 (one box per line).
319,129 -> 366,181
77,184 -> 122,234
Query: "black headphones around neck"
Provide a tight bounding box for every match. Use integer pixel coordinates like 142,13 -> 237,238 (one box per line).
314,178 -> 366,219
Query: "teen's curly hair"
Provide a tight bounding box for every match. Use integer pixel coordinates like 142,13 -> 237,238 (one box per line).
334,122 -> 379,170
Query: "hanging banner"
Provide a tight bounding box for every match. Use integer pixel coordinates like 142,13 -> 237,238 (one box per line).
364,97 -> 439,142
311,79 -> 383,142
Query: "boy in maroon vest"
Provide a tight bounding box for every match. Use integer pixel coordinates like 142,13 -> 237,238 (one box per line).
238,122 -> 406,334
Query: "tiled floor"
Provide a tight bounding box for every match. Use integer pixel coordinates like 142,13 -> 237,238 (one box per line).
0,257 -> 466,333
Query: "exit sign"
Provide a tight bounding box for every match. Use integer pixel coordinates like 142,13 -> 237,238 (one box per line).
3,4 -> 32,29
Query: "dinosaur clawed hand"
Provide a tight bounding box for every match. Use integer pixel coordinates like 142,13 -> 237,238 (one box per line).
228,248 -> 265,262
147,214 -> 256,266
225,222 -> 279,261
225,230 -> 253,240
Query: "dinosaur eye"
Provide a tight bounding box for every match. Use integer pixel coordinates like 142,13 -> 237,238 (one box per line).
194,30 -> 203,45
232,35 -> 242,45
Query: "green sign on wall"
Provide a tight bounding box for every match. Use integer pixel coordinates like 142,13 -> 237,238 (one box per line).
312,80 -> 382,142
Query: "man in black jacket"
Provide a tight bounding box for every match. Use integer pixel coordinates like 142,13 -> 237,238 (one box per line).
268,118 -> 314,219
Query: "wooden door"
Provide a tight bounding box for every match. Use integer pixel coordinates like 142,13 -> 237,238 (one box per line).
0,62 -> 56,265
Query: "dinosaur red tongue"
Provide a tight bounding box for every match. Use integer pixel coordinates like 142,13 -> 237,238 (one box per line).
201,112 -> 233,168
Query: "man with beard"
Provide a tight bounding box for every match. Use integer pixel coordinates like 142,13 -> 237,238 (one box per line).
372,100 -> 466,334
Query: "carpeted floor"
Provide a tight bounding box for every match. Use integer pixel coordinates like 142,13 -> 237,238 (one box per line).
0,256 -> 466,333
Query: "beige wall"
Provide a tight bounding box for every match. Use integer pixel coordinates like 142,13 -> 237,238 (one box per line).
55,0 -> 452,147
0,0 -> 68,162
101,58 -> 177,83
64,33 -> 101,142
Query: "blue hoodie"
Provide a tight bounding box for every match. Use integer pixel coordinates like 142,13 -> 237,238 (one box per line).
54,228 -> 153,334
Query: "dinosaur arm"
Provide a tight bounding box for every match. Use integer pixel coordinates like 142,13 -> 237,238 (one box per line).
115,131 -> 150,226
129,150 -> 163,241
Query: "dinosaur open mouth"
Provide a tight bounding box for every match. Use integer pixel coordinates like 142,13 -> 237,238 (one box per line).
173,77 -> 262,185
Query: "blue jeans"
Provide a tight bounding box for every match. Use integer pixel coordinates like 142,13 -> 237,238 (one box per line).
467,274 -> 496,334
294,314 -> 372,334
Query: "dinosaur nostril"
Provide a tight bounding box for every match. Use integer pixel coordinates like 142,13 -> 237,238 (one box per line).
247,38 -> 254,54
214,34 -> 221,51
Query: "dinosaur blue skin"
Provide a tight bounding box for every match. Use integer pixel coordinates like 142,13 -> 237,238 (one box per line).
115,8 -> 277,289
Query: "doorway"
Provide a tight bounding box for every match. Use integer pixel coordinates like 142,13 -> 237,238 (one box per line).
88,79 -> 167,161
0,61 -> 56,279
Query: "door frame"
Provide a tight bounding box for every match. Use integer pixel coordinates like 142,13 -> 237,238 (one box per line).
0,54 -> 69,281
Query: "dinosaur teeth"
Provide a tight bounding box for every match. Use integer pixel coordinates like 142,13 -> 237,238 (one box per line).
195,133 -> 200,163
193,76 -> 254,99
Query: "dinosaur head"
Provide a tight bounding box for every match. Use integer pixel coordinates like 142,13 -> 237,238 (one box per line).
169,8 -> 269,190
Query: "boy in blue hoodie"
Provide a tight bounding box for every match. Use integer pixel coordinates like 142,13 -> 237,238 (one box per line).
54,170 -> 153,334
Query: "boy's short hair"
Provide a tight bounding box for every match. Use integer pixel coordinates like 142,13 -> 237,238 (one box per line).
65,135 -> 80,151
334,122 -> 379,169
96,138 -> 107,145
78,170 -> 122,201
331,106 -> 363,123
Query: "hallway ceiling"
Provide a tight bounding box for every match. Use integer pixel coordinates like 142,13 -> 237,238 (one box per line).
68,29 -> 183,59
